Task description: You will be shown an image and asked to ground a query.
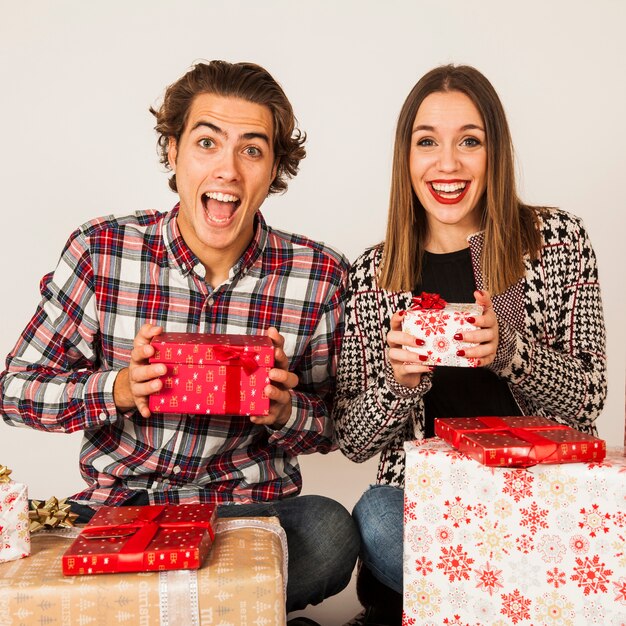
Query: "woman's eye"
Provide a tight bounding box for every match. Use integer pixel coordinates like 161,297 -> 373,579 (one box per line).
417,138 -> 435,147
461,137 -> 481,148
199,138 -> 214,149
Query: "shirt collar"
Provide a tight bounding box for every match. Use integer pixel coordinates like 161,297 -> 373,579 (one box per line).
162,204 -> 268,279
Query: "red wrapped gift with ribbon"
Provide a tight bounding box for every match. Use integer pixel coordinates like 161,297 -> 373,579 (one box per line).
62,503 -> 217,575
148,333 -> 274,416
435,416 -> 606,467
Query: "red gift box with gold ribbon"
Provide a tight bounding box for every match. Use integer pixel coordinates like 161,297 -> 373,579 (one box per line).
148,333 -> 274,416
62,503 -> 217,575
435,416 -> 606,467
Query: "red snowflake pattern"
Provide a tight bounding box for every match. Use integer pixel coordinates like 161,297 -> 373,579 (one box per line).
413,556 -> 433,576
473,503 -> 487,519
474,561 -> 503,596
519,501 -> 549,534
578,504 -> 611,538
401,614 -> 416,626
502,470 -> 534,502
613,511 -> 626,528
500,589 -> 531,624
569,534 -> 589,554
570,554 -> 613,595
436,526 -> 453,544
433,337 -> 450,353
437,544 -> 475,582
515,533 -> 534,554
546,567 -> 567,588
613,577 -> 626,604
443,616 -> 469,626
404,499 -> 418,523
443,496 -> 473,528
414,310 -> 450,337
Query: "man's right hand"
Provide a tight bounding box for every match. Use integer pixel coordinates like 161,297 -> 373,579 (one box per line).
113,324 -> 166,418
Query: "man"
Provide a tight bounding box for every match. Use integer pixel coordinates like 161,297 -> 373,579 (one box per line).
0,60 -> 358,618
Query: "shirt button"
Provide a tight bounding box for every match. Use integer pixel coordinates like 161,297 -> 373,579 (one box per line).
207,297 -> 214,306
98,412 -> 107,422
182,263 -> 187,271
172,466 -> 181,475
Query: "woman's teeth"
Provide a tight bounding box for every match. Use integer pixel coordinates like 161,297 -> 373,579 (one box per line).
431,182 -> 467,196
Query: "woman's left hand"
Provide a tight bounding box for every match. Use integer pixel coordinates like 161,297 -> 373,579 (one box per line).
456,290 -> 499,367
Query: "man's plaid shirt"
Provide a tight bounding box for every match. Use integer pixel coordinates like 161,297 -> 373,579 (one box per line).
1,206 -> 348,506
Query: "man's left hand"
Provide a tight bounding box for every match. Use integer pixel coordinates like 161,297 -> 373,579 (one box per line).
251,327 -> 298,427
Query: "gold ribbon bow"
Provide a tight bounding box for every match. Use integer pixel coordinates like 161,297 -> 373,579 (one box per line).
29,496 -> 79,533
0,465 -> 12,483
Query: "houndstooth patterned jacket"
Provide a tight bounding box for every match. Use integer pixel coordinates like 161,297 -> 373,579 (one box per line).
333,208 -> 607,488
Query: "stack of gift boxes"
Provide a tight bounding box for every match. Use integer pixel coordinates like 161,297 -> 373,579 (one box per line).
0,333 -> 289,625
400,295 -> 626,624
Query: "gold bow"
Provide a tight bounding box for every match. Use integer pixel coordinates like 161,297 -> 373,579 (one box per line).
0,465 -> 12,483
29,497 -> 79,533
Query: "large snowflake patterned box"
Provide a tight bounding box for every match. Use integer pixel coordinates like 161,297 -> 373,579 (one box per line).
0,468 -> 30,564
403,439 -> 626,625
149,333 -> 273,416
401,292 -> 482,367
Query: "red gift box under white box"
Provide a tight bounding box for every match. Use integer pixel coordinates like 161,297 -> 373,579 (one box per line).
62,503 -> 217,575
401,293 -> 482,367
148,333 -> 273,416
0,476 -> 30,564
403,438 -> 626,625
435,416 -> 606,467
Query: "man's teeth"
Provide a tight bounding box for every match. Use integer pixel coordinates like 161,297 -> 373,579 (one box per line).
431,182 -> 467,193
204,192 -> 239,203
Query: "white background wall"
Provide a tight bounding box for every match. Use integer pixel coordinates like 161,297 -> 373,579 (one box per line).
1,1 -> 624,623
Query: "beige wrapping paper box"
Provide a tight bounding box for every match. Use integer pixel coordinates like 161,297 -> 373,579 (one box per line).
0,517 -> 287,626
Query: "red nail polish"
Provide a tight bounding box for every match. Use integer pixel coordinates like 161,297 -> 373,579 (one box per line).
466,317 -> 476,324
453,333 -> 463,341
418,354 -> 428,362
428,366 -> 436,372
415,338 -> 425,346
477,359 -> 482,366
456,349 -> 465,357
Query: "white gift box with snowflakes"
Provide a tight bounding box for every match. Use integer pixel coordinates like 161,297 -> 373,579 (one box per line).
403,438 -> 626,625
401,302 -> 482,367
0,479 -> 30,564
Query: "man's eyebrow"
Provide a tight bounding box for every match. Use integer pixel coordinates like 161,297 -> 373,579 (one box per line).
190,122 -> 270,145
412,123 -> 485,133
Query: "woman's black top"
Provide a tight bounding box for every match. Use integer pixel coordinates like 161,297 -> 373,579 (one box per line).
415,248 -> 521,438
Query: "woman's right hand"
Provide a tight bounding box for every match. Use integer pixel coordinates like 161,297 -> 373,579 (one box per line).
386,312 -> 432,388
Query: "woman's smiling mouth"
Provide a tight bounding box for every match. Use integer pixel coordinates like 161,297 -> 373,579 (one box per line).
428,180 -> 470,205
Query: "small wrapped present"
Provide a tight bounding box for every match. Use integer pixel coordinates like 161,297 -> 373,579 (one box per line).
401,292 -> 482,367
148,333 -> 274,415
435,416 -> 606,467
0,466 -> 30,564
403,439 -> 626,624
62,503 -> 217,575
0,517 -> 287,625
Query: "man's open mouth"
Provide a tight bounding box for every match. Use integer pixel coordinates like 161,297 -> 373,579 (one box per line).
202,191 -> 241,224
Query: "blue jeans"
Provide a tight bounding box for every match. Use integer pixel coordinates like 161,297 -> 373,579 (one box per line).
352,484 -> 403,594
68,494 -> 359,613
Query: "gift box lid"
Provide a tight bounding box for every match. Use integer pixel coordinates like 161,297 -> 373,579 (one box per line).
150,333 -> 274,366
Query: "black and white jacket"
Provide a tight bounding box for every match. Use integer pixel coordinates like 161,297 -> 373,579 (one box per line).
333,208 -> 607,487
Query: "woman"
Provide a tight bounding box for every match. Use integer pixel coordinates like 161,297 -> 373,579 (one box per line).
333,65 -> 607,625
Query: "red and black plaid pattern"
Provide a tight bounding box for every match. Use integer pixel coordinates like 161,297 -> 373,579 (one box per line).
1,206 -> 348,506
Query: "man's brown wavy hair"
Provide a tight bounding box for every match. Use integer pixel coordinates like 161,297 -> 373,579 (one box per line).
151,60 -> 306,195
